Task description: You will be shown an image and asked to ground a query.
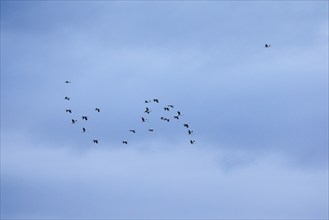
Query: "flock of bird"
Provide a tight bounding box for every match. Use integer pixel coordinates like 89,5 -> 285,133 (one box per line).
64,81 -> 196,145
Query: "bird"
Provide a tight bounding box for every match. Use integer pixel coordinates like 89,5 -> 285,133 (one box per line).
148,128 -> 154,132
82,128 -> 86,133
82,116 -> 88,120
174,116 -> 179,120
168,105 -> 174,108
66,109 -> 72,113
153,99 -> 159,103
184,123 -> 189,128
265,44 -> 271,48
65,81 -> 71,83
122,140 -> 128,144
71,119 -> 77,124
141,117 -> 147,122
93,139 -> 99,144
190,140 -> 196,144
65,97 -> 70,100
164,107 -> 170,111
95,108 -> 100,112
145,107 -> 151,114
188,130 -> 194,135
129,129 -> 136,133
161,117 -> 169,122
177,111 -> 182,116
145,100 -> 151,103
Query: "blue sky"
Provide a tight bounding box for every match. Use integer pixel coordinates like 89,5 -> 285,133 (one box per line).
1,1 -> 328,219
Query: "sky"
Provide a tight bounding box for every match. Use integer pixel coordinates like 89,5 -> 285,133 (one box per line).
1,1 -> 328,219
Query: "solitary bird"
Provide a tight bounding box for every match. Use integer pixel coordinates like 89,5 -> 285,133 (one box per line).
190,140 -> 196,144
65,97 -> 70,100
184,123 -> 189,128
129,129 -> 136,133
65,81 -> 71,84
265,44 -> 271,48
188,130 -> 194,135
66,109 -> 72,113
141,117 -> 147,122
82,116 -> 88,120
122,140 -> 128,144
82,128 -> 86,133
93,139 -> 99,144
71,119 -> 77,124
153,99 -> 159,103
95,108 -> 100,112
148,128 -> 154,132
164,107 -> 170,111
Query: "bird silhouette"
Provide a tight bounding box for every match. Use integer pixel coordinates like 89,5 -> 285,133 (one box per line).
65,81 -> 71,83
265,44 -> 271,48
190,140 -> 196,144
66,109 -> 72,113
65,97 -> 70,100
153,99 -> 159,103
93,139 -> 99,144
82,127 -> 86,133
71,119 -> 77,124
145,107 -> 151,114
168,105 -> 174,108
82,116 -> 88,120
164,107 -> 170,111
122,140 -> 128,144
129,129 -> 136,133
184,123 -> 189,128
141,117 -> 147,122
145,100 -> 151,103
177,111 -> 182,116
148,128 -> 154,132
174,116 -> 179,120
188,130 -> 194,135
95,108 -> 100,112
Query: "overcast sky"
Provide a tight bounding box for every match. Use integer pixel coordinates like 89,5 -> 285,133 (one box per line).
1,1 -> 328,219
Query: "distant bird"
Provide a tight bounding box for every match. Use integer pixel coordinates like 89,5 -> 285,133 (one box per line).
141,117 -> 147,122
82,128 -> 86,133
65,81 -> 71,84
153,99 -> 159,103
161,117 -> 169,122
168,105 -> 174,108
145,107 -> 151,114
71,119 -> 77,124
188,130 -> 194,135
148,128 -> 154,132
184,123 -> 189,128
174,116 -> 179,120
66,109 -> 72,113
177,111 -> 182,116
82,116 -> 88,120
145,100 -> 151,103
190,140 -> 196,144
65,97 -> 70,100
265,44 -> 271,48
95,108 -> 100,112
93,139 -> 99,144
122,140 -> 128,144
164,107 -> 170,111
129,129 -> 136,133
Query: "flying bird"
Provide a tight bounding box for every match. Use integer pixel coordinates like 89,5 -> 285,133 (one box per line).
82,128 -> 86,133
184,123 -> 189,128
188,130 -> 194,135
164,107 -> 170,111
174,116 -> 179,120
190,140 -> 196,144
71,119 -> 77,124
93,139 -> 99,144
66,109 -> 72,113
65,81 -> 71,83
129,129 -> 136,133
82,116 -> 88,120
145,100 -> 151,103
122,140 -> 128,144
145,107 -> 151,114
265,44 -> 271,48
153,99 -> 159,103
148,128 -> 154,132
95,108 -> 100,112
177,111 -> 182,116
65,97 -> 70,100
168,105 -> 174,108
141,117 -> 147,122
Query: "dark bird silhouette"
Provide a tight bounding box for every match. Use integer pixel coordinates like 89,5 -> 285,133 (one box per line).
82,128 -> 86,133
265,44 -> 271,48
129,129 -> 136,133
65,97 -> 70,100
153,99 -> 159,103
168,105 -> 174,108
148,128 -> 154,132
145,107 -> 151,114
122,141 -> 128,144
93,139 -> 99,144
66,109 -> 72,113
95,108 -> 100,112
177,111 -> 182,116
141,117 -> 147,122
190,140 -> 196,144
71,119 -> 77,124
174,116 -> 179,120
188,130 -> 194,135
82,116 -> 88,120
184,123 -> 189,128
161,117 -> 169,122
164,107 -> 170,111
65,81 -> 71,83
145,100 -> 151,103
